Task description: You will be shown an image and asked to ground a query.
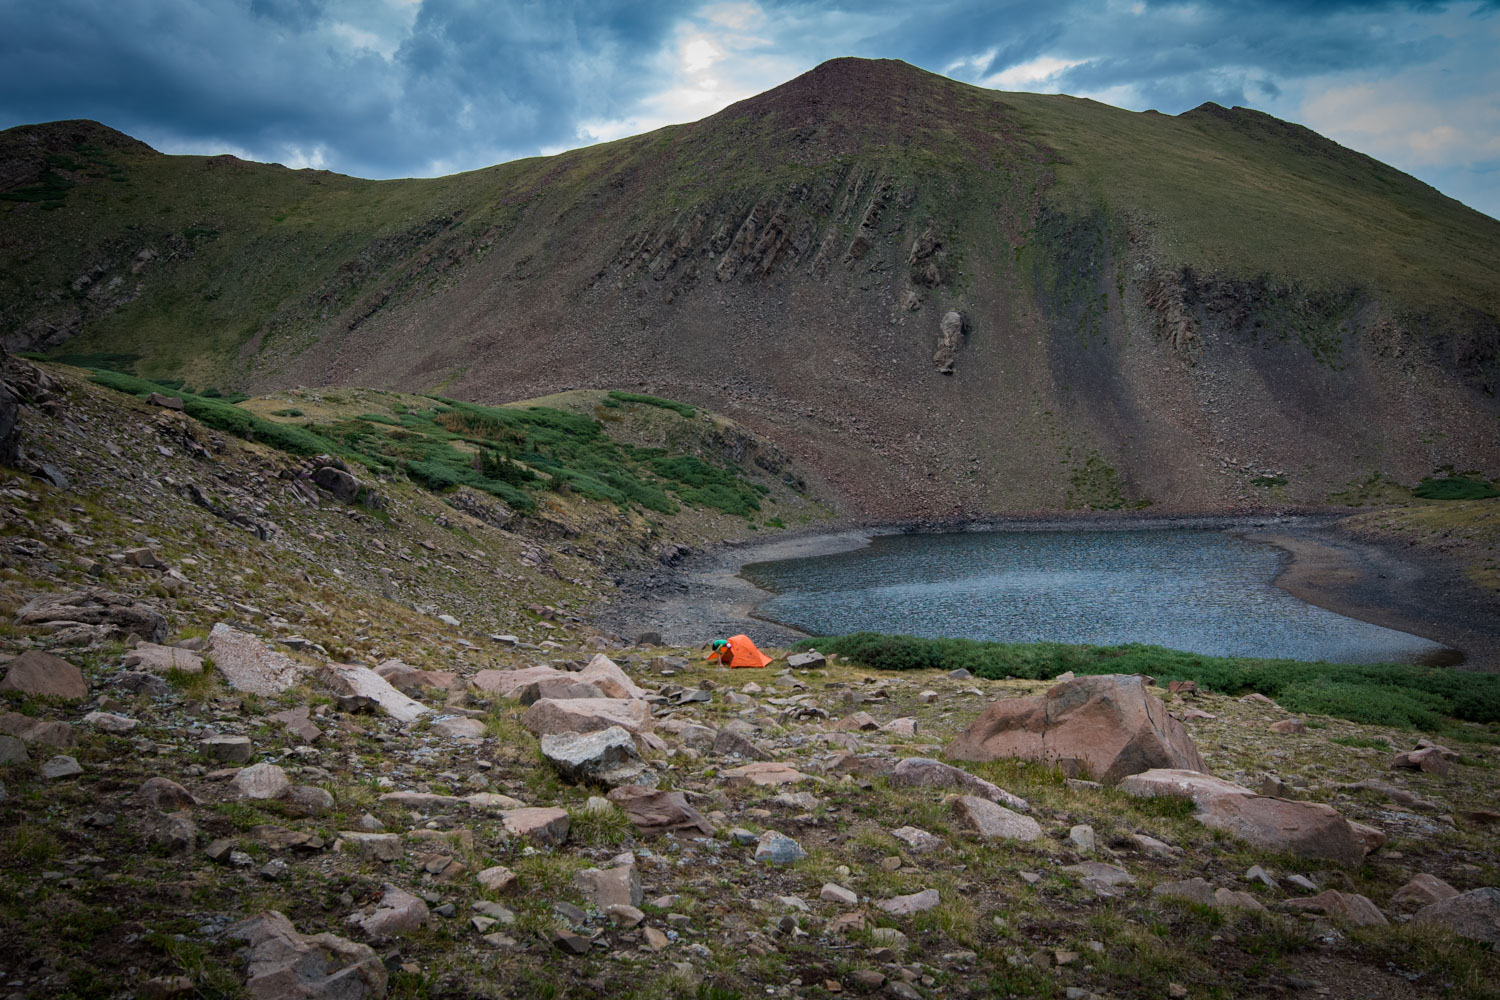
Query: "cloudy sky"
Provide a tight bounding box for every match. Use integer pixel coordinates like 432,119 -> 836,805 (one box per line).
3,0 -> 1497,219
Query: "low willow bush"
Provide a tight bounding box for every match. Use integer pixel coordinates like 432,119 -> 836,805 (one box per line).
793,632 -> 1500,731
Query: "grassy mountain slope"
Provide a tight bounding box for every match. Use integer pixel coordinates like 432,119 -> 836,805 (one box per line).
2,59 -> 1497,518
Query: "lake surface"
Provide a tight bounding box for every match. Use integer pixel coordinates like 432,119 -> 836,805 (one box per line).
742,527 -> 1444,663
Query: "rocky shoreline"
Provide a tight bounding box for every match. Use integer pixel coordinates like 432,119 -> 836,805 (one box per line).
593,512 -> 1498,668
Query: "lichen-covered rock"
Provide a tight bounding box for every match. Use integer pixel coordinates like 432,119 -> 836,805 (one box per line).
209,624 -> 308,696
521,697 -> 652,736
540,726 -> 647,788
1414,887 -> 1500,945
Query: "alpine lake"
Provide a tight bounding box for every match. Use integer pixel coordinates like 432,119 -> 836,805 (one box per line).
741,524 -> 1445,664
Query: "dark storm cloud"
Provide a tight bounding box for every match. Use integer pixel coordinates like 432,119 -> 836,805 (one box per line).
0,0 -> 1493,220
0,0 -> 687,176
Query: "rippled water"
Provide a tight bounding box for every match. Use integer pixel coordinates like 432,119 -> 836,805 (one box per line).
743,527 -> 1444,663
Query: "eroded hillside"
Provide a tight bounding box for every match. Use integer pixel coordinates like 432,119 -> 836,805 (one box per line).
2,59 -> 1498,517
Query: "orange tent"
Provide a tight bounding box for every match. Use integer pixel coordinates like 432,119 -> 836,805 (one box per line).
705,634 -> 773,668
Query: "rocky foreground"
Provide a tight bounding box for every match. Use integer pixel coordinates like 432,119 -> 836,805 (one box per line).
2,631 -> 1499,1000
0,358 -> 1498,999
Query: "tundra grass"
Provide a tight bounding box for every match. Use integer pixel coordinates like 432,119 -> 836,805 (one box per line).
795,631 -> 1500,731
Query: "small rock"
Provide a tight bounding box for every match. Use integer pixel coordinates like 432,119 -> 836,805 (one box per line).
199,735 -> 253,764
1413,887 -> 1500,945
1069,824 -> 1096,853
0,649 -> 88,700
232,762 -> 290,800
41,754 -> 83,779
891,826 -> 944,853
1392,873 -> 1460,908
82,711 -> 138,734
606,904 -> 645,927
821,883 -> 858,905
477,865 -> 517,894
1270,719 -> 1307,734
951,796 -> 1042,841
877,889 -> 940,915
755,830 -> 807,864
353,884 -> 429,940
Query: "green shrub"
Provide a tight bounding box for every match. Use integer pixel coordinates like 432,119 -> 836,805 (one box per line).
794,632 -> 1500,730
607,391 -> 696,418
1413,476 -> 1498,500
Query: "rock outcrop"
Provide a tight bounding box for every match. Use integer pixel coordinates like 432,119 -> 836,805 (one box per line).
946,674 -> 1205,783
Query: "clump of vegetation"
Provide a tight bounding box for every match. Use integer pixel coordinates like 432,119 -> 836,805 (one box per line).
607,391 -> 696,418
91,373 -> 771,520
794,632 -> 1500,730
1413,475 -> 1498,501
91,370 -> 346,458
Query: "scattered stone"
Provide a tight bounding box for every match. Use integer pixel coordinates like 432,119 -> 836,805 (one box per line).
432,716 -> 487,739
200,735 -> 253,764
0,649 -> 88,700
1118,769 -> 1254,805
607,785 -> 715,835
518,678 -> 606,705
1128,833 -> 1178,858
81,710 -> 138,733
268,705 -> 322,742
209,624 -> 308,696
541,726 -> 647,788
116,671 -> 170,696
1392,873 -> 1460,908
500,807 -> 570,845
1069,824 -> 1096,853
606,904 -> 645,927
1064,862 -> 1135,888
946,674 -> 1205,783
574,864 -> 643,908
643,926 -> 670,951
1413,888 -> 1500,945
891,826 -> 944,853
821,883 -> 858,905
951,795 -> 1043,842
1392,746 -> 1451,776
889,757 -> 1030,812
549,929 -> 591,955
375,660 -> 458,697
787,651 -> 826,669
1244,865 -> 1278,889
1287,874 -> 1319,892
1285,890 -> 1388,927
755,830 -> 807,864
834,711 -> 880,731
123,642 -> 204,675
352,884 -> 429,941
882,717 -> 918,736
0,710 -> 74,747
522,697 -> 653,735
577,653 -> 647,699
877,888 -> 940,915
137,776 -> 197,812
1269,719 -> 1306,734
0,734 -> 27,764
41,754 -> 83,779
320,663 -> 429,723
723,761 -> 808,787
340,832 -> 403,862
284,785 -> 335,816
227,910 -> 385,1000
477,865 -> 518,894
233,762 -> 291,800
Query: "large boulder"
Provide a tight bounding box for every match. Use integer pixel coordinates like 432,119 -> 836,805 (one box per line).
470,665 -> 573,698
319,664 -> 429,724
0,650 -> 87,700
540,727 -> 647,787
951,795 -> 1043,841
209,624 -> 309,696
14,588 -> 168,643
1195,794 -> 1368,866
521,697 -> 652,736
227,910 -> 386,1000
1413,887 -> 1500,945
576,654 -> 646,700
945,674 -> 1205,784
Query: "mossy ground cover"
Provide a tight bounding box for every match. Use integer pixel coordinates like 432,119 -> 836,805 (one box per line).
89,370 -> 769,520
794,632 -> 1500,734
